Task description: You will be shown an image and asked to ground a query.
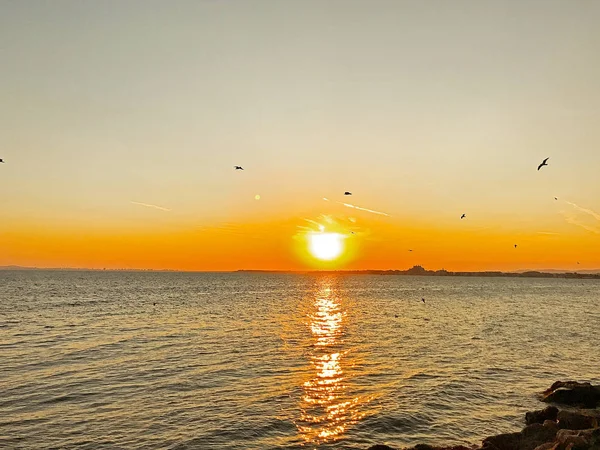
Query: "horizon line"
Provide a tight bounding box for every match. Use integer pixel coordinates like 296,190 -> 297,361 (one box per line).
1,265 -> 599,275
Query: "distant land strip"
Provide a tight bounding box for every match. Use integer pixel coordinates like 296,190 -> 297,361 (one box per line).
236,265 -> 600,279
2,265 -> 600,279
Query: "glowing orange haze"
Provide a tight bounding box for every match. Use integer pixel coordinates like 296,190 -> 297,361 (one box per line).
2,207 -> 598,272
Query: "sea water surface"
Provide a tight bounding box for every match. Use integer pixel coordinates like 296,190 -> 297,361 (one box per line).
1,271 -> 599,449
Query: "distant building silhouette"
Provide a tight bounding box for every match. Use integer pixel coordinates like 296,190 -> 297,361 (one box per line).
406,265 -> 427,275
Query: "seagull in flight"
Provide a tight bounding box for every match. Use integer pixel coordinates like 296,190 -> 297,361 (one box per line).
421,298 -> 426,303
408,249 -> 413,252
344,191 -> 352,195
460,214 -> 466,219
514,244 -> 517,248
537,157 -> 549,171
555,197 -> 558,200
234,166 -> 244,170
0,158 -> 4,163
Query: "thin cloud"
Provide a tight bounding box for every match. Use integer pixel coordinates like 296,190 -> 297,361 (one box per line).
340,202 -> 390,217
323,197 -> 390,217
304,218 -> 323,227
561,212 -> 600,234
297,214 -> 361,238
195,223 -> 247,236
537,231 -> 559,236
130,201 -> 171,212
564,201 -> 600,222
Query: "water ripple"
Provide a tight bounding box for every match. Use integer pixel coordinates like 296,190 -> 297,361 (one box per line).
0,271 -> 599,449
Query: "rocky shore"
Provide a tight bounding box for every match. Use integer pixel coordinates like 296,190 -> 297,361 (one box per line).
368,381 -> 600,450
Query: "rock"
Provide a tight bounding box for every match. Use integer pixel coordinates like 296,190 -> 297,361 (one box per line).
531,428 -> 600,450
482,431 -> 521,449
367,444 -> 477,450
407,446 -> 477,450
482,423 -> 558,450
544,382 -> 592,395
590,428 -> 600,449
556,428 -> 595,448
439,447 -> 477,450
522,423 -> 561,447
542,381 -> 600,408
557,410 -> 600,430
544,421 -> 560,432
369,382 -> 600,450
533,443 -> 559,450
527,407 -> 560,425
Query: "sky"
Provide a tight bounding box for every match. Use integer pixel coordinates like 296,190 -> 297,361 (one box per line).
1,0 -> 600,271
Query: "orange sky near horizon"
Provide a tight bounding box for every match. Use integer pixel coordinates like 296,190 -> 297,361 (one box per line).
2,201 -> 599,272
1,1 -> 600,272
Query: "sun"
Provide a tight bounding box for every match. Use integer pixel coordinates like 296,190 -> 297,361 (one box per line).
308,232 -> 344,261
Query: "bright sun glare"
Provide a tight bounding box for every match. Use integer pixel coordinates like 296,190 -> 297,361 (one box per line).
309,233 -> 344,261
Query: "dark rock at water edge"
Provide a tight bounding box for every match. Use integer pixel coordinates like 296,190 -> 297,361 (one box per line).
411,445 -> 477,450
527,406 -> 560,425
542,381 -> 600,409
557,410 -> 600,430
481,422 -> 559,450
367,380 -> 600,450
368,445 -> 477,450
538,427 -> 600,450
407,445 -> 476,450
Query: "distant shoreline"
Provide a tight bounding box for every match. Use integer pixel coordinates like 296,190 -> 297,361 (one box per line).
1,265 -> 600,279
236,267 -> 600,279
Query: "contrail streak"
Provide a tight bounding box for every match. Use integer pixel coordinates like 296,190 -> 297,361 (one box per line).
341,202 -> 390,216
560,210 -> 600,234
563,215 -> 600,234
323,197 -> 390,217
564,201 -> 600,222
131,201 -> 171,212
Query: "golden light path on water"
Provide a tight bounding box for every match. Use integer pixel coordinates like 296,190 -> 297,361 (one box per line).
296,282 -> 371,445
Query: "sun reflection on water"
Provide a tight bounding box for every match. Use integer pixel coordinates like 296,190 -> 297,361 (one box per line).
296,281 -> 370,445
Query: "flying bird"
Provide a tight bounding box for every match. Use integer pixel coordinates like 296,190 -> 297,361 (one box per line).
344,191 -> 352,195
234,166 -> 244,170
537,157 -> 549,171
555,197 -> 558,200
408,249 -> 413,252
514,244 -> 517,248
422,298 -> 425,303
0,158 -> 4,163
460,214 -> 466,219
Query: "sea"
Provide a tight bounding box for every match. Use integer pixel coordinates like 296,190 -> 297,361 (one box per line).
1,271 -> 599,450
